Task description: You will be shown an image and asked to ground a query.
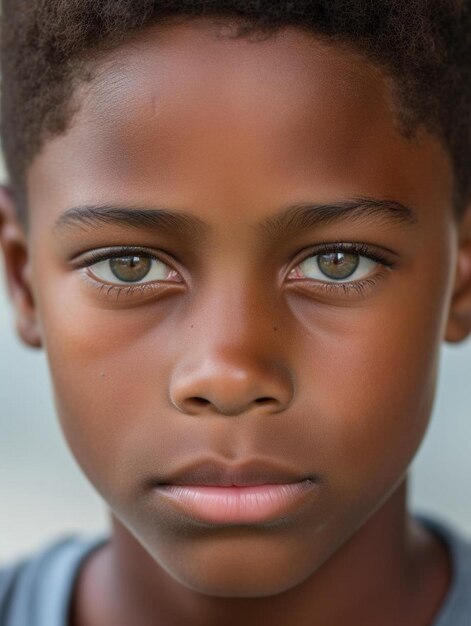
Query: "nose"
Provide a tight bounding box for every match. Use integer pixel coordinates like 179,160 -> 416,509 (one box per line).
169,352 -> 294,416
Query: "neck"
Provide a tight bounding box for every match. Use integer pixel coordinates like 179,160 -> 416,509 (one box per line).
71,477 -> 451,626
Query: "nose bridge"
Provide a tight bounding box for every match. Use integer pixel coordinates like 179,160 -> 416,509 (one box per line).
169,275 -> 295,417
194,263 -> 287,359
201,268 -> 275,344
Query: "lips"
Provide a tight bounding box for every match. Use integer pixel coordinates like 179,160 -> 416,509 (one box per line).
150,458 -> 319,525
152,457 -> 315,487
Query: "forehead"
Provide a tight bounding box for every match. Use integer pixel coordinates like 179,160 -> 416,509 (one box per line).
27,19 -> 453,225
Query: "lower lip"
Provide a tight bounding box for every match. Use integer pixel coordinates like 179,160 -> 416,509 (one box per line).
154,481 -> 317,524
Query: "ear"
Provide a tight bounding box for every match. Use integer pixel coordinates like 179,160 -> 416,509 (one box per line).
445,203 -> 471,344
0,184 -> 42,348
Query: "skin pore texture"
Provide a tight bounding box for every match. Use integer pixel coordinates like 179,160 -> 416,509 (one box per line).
2,17 -> 471,626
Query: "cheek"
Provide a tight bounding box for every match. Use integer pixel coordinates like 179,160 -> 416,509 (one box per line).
36,286 -> 178,500
292,250 -> 453,497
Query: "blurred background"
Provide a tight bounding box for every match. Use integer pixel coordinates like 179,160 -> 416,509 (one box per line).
0,152 -> 470,566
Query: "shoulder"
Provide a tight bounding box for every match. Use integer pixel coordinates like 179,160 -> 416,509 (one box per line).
0,534 -> 108,626
415,513 -> 471,626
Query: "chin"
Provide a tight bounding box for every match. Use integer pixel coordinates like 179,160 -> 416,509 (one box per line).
144,527 -> 329,598
168,564 -> 312,598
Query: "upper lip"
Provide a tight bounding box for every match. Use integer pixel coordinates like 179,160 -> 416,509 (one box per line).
153,458 -> 314,487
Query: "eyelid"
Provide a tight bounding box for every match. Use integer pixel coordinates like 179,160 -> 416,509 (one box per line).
72,245 -> 177,269
77,270 -> 182,306
295,242 -> 396,267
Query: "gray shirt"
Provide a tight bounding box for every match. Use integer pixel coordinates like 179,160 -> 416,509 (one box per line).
0,514 -> 469,625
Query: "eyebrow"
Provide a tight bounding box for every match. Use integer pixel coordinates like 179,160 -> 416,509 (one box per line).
53,196 -> 418,239
53,205 -> 209,240
259,197 -> 418,239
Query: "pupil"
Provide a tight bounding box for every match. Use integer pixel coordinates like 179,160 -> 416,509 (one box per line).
317,252 -> 359,280
110,256 -> 151,282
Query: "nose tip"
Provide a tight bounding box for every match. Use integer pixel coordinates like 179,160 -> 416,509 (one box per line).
169,360 -> 294,417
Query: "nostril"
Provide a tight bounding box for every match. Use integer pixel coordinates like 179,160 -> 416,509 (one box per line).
255,397 -> 272,403
191,397 -> 210,406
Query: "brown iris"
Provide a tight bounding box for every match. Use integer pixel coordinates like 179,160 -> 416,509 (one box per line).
109,256 -> 152,282
317,252 -> 359,280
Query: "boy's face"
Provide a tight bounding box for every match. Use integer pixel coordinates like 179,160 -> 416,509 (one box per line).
2,20 -> 471,596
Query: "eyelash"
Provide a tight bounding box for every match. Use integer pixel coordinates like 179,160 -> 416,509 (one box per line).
76,242 -> 395,302
290,241 -> 395,298
76,246 -> 181,303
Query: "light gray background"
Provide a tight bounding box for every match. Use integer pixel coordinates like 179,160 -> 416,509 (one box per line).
0,154 -> 470,565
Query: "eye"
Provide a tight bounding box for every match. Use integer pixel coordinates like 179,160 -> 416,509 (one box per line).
88,254 -> 177,284
295,250 -> 377,283
286,242 -> 396,299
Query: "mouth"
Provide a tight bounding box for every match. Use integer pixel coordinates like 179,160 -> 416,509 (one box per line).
150,457 -> 320,525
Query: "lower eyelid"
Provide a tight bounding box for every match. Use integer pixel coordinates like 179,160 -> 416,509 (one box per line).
286,262 -> 390,300
284,275 -> 386,305
78,269 -> 183,304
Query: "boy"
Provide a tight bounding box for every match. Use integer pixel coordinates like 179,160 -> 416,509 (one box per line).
0,1 -> 470,624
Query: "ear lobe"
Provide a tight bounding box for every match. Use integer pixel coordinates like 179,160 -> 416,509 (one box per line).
445,205 -> 471,344
0,185 -> 42,349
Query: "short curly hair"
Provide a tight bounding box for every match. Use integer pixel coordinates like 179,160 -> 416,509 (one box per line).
1,1 -> 470,224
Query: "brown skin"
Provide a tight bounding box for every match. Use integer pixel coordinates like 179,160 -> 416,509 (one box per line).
2,18 -> 471,626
